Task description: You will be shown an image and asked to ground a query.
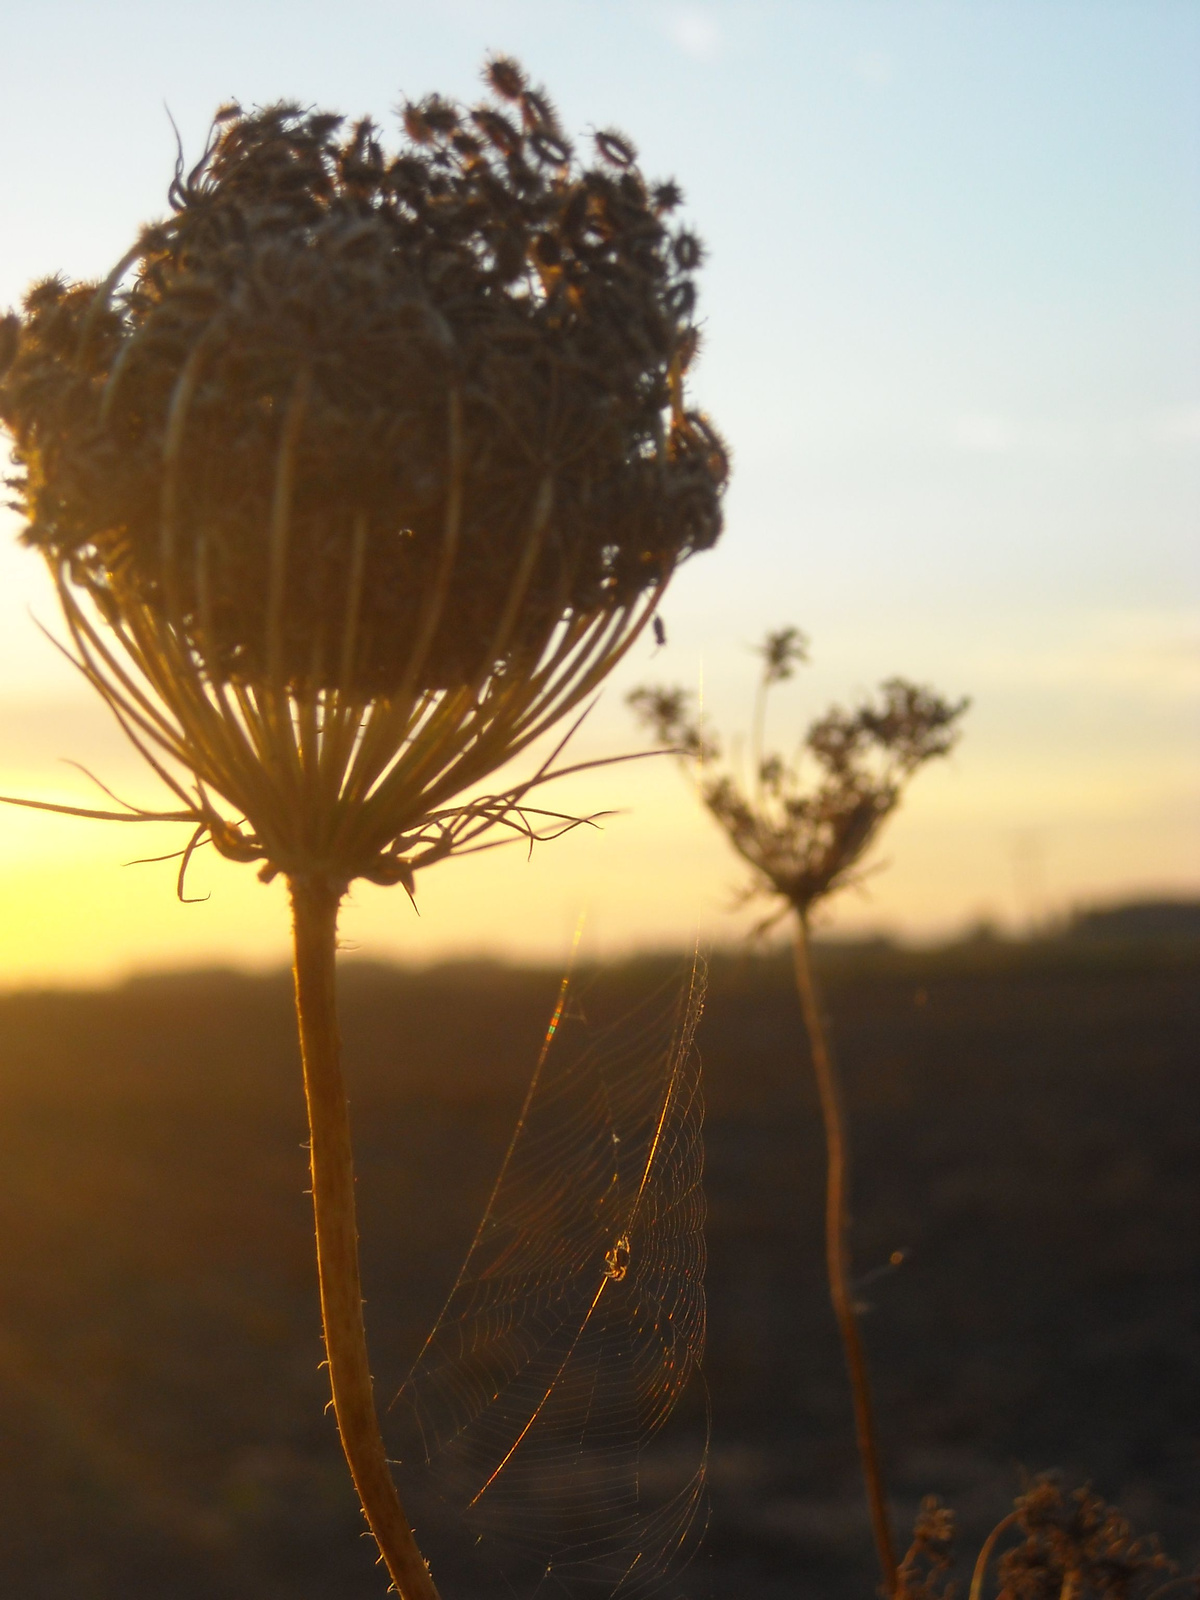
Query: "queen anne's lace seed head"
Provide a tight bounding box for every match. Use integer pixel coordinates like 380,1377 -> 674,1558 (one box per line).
1,67 -> 725,701
0,65 -> 725,894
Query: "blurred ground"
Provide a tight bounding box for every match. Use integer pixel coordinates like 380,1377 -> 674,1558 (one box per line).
0,925 -> 1196,1597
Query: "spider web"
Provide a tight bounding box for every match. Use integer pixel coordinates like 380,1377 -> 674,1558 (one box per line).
393,951 -> 709,1598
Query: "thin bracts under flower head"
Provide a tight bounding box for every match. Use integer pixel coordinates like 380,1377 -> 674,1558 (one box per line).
0,61 -> 726,894
630,629 -> 967,919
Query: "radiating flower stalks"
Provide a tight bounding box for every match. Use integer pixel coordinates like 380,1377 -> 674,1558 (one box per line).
0,60 -> 725,1598
631,634 -> 965,1598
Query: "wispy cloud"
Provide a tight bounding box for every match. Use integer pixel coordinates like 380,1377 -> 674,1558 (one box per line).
944,408 -> 1200,459
962,605 -> 1200,698
949,413 -> 1015,454
1147,406 -> 1200,446
659,6 -> 722,61
852,50 -> 894,85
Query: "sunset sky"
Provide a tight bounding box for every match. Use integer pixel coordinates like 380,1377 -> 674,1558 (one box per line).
0,0 -> 1196,985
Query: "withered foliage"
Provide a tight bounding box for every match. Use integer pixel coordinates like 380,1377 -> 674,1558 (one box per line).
895,1480 -> 1195,1600
630,630 -> 967,919
995,1480 -> 1184,1600
0,57 -> 725,697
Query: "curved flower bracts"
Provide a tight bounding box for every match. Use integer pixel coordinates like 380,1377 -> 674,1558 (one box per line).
630,629 -> 967,925
0,56 -> 726,896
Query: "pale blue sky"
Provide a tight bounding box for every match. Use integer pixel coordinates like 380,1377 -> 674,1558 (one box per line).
0,2 -> 1196,980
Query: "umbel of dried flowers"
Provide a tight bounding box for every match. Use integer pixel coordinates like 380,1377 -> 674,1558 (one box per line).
0,59 -> 725,1600
1,58 -> 725,890
631,635 -> 966,926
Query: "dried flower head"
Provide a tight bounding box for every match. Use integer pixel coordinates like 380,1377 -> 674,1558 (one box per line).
630,637 -> 966,922
995,1480 -> 1178,1600
900,1479 -> 1195,1600
0,62 -> 725,891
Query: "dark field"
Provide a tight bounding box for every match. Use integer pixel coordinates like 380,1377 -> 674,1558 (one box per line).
0,933 -> 1197,1598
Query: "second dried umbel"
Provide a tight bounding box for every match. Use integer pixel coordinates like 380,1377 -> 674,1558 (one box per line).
632,633 -> 966,1598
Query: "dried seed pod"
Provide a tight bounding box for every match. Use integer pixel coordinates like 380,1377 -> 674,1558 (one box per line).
484,55 -> 526,101
594,129 -> 637,168
673,231 -> 704,271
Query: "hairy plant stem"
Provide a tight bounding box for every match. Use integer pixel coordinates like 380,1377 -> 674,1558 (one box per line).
792,913 -> 897,1598
290,875 -> 441,1600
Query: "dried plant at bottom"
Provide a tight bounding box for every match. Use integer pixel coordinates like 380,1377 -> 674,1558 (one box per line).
631,630 -> 966,1597
899,1478 -> 1196,1600
0,57 -> 725,1600
991,1480 -> 1182,1600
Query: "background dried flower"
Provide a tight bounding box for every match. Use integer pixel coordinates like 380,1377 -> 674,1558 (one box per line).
630,663 -> 966,922
994,1480 -> 1179,1600
632,634 -> 967,1598
909,1477 -> 1195,1600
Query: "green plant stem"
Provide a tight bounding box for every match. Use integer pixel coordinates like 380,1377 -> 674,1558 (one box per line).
792,912 -> 897,1598
290,875 -> 441,1600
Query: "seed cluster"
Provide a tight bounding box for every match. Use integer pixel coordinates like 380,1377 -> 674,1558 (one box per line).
0,59 -> 725,695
